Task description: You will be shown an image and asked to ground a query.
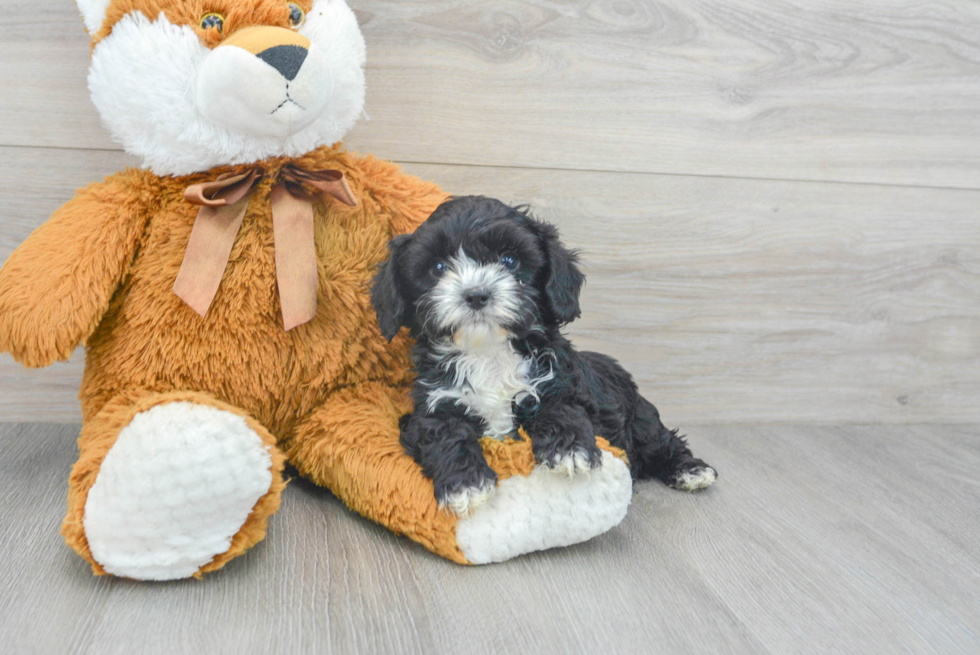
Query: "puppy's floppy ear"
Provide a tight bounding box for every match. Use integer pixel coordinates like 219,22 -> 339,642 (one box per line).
531,218 -> 585,325
371,234 -> 412,341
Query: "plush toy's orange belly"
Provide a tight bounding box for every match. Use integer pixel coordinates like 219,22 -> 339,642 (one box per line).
79,171 -> 415,436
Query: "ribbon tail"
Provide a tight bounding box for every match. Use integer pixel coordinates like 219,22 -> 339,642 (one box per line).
311,175 -> 358,207
271,183 -> 318,331
173,192 -> 252,317
292,167 -> 357,208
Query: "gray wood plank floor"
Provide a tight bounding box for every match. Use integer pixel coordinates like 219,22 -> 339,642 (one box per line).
1,423 -> 977,655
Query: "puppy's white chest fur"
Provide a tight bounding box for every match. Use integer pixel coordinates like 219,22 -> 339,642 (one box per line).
426,325 -> 546,439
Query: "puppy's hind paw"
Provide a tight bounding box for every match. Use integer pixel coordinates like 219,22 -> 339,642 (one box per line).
437,479 -> 496,517
668,464 -> 717,492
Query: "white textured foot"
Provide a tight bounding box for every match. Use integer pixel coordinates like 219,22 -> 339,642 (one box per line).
440,480 -> 496,517
545,449 -> 596,477
83,402 -> 274,581
672,466 -> 717,491
455,450 -> 632,564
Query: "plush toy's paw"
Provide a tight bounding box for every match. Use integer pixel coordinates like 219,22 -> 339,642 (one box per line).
82,402 -> 276,580
455,440 -> 632,564
666,462 -> 718,492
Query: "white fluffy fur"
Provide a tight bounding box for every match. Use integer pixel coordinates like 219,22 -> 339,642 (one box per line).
77,0 -> 112,34
456,450 -> 633,564
425,324 -> 545,438
83,402 -> 274,581
424,250 -> 553,438
426,249 -> 523,334
86,0 -> 366,175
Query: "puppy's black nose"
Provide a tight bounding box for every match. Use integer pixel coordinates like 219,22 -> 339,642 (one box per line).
464,289 -> 492,310
257,45 -> 308,81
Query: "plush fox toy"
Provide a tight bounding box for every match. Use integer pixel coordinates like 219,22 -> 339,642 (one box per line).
0,0 -> 633,580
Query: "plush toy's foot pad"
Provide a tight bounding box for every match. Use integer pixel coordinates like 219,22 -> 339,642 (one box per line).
455,449 -> 632,564
83,402 -> 274,581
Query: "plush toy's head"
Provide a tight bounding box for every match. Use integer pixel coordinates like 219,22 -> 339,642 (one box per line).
76,0 -> 366,175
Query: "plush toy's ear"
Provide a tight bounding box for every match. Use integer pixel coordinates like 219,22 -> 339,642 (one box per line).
76,0 -> 112,35
532,219 -> 585,326
371,234 -> 411,341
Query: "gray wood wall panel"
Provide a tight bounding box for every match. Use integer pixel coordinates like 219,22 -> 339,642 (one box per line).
1,1 -> 978,423
2,1 -> 980,188
2,423 -> 977,654
2,147 -> 977,424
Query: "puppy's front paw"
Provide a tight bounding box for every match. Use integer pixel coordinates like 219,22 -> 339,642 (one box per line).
435,473 -> 497,517
527,410 -> 603,477
667,461 -> 718,491
541,448 -> 599,477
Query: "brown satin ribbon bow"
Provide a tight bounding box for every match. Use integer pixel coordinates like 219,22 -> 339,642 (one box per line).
173,164 -> 357,330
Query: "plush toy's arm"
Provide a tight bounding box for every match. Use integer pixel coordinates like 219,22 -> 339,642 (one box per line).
0,172 -> 153,368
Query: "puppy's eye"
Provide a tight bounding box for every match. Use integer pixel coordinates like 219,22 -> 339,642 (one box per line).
431,260 -> 449,276
199,12 -> 225,32
287,3 -> 306,28
500,254 -> 519,270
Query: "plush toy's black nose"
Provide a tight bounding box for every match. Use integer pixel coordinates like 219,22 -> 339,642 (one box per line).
256,45 -> 308,81
464,289 -> 492,310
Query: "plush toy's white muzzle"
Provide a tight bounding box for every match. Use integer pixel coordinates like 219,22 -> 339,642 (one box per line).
195,26 -> 333,140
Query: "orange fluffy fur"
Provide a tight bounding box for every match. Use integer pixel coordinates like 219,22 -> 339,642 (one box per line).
91,0 -> 315,47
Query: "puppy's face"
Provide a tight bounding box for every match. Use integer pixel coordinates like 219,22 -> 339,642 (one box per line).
407,215 -> 545,340
372,196 -> 585,342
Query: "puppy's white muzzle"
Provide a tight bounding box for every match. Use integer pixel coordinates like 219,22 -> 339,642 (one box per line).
428,250 -> 523,333
195,26 -> 333,139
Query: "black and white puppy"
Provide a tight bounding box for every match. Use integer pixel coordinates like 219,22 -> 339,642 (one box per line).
371,196 -> 717,515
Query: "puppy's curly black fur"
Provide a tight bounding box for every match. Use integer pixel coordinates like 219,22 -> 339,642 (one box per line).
372,196 -> 716,514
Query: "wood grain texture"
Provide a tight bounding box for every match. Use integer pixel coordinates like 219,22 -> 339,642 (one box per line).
2,1 -> 980,188
2,146 -> 977,424
1,422 -> 977,654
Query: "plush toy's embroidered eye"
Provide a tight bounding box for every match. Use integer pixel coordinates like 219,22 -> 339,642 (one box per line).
288,3 -> 306,28
431,260 -> 448,276
500,254 -> 519,270
199,13 -> 225,32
